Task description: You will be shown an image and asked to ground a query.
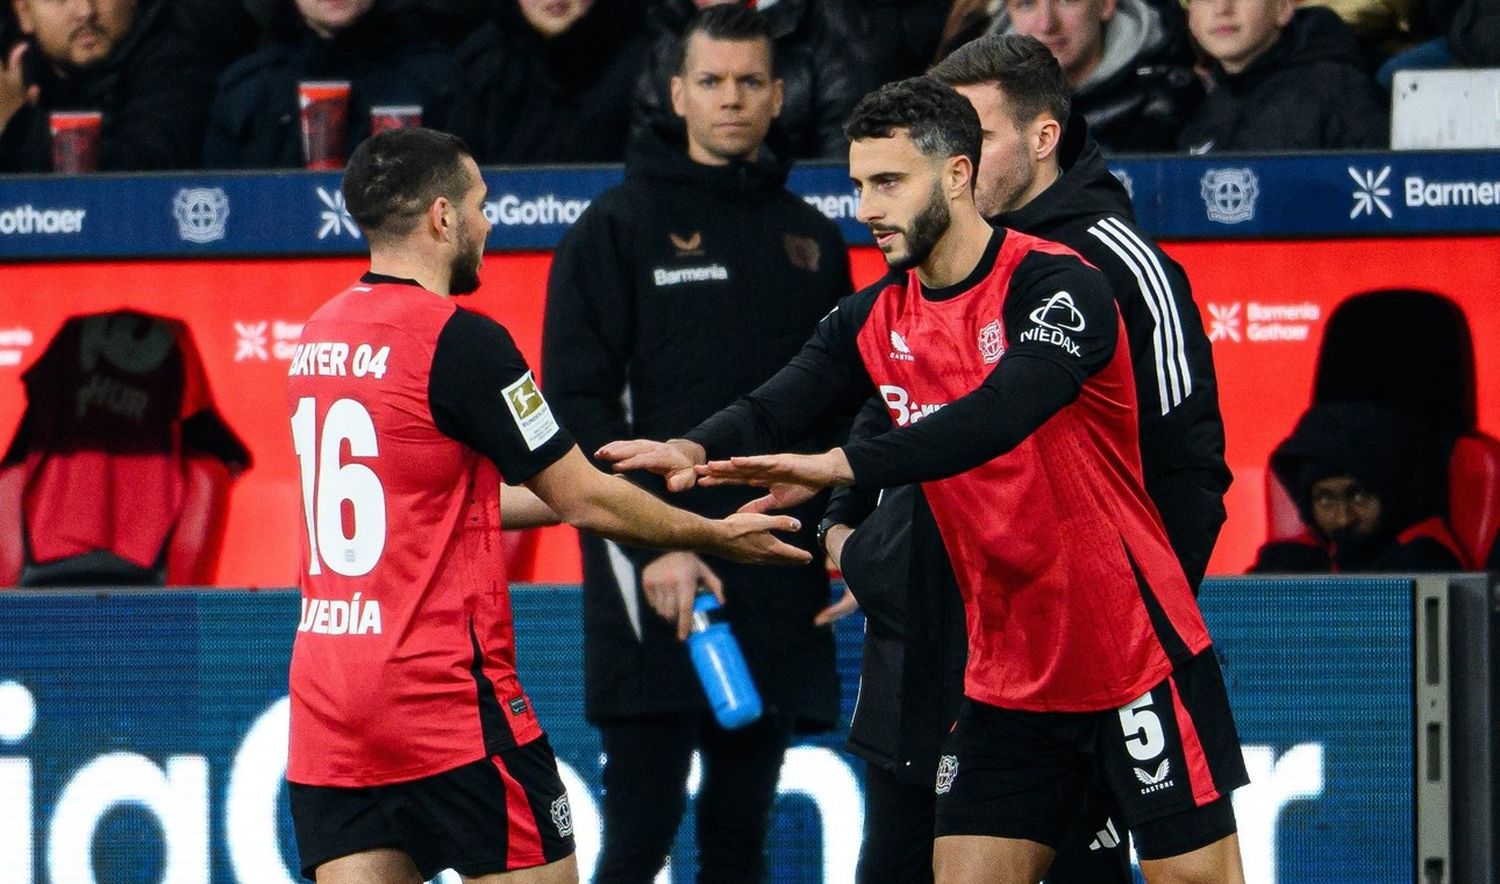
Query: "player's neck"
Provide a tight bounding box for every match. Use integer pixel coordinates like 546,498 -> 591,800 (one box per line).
915,207 -> 995,289
367,250 -> 451,297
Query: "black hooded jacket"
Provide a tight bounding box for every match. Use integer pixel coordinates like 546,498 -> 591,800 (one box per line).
1178,6 -> 1388,153
630,0 -> 862,160
201,0 -> 461,169
834,122 -> 1229,781
1253,401 -> 1462,573
0,0 -> 215,172
451,0 -> 649,164
541,126 -> 852,727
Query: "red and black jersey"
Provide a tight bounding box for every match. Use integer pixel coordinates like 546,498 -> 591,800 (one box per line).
285,274 -> 573,788
688,230 -> 1211,712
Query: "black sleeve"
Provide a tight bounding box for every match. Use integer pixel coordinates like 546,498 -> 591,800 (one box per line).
685,290 -> 878,458
430,308 -> 575,484
539,201 -> 635,459
822,396 -> 891,528
842,253 -> 1118,489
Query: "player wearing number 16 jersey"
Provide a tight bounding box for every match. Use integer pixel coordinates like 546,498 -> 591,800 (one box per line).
284,128 -> 812,884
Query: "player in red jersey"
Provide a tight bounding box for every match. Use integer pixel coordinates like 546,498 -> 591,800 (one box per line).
599,79 -> 1248,883
284,127 -> 810,884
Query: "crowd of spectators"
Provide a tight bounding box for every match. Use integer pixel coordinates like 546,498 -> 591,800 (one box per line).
0,0 -> 1495,172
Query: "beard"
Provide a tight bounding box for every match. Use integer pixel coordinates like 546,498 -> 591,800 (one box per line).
875,183 -> 952,272
448,221 -> 483,296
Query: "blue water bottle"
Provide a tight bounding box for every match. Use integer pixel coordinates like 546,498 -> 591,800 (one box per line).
687,594 -> 763,729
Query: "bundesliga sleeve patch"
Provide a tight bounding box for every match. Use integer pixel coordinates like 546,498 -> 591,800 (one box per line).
503,371 -> 560,451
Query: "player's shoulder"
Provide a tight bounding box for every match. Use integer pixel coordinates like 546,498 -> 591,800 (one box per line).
440,304 -> 518,350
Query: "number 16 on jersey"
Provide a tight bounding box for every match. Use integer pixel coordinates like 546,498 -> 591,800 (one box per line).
291,397 -> 388,577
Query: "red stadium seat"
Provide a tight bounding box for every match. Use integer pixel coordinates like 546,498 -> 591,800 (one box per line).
0,462 -> 22,585
1445,433 -> 1500,570
0,454 -> 234,588
165,454 -> 235,586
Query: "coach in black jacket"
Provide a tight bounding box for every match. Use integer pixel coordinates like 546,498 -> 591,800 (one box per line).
541,8 -> 850,882
825,37 -> 1230,883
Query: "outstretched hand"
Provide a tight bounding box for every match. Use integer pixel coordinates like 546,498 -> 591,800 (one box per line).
697,450 -> 855,514
711,512 -> 813,566
595,438 -> 706,492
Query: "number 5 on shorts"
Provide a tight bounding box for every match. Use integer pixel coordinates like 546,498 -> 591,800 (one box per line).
1118,694 -> 1166,761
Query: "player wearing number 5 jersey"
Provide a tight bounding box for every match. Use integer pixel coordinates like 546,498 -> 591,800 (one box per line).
284,128 -> 811,884
601,80 -> 1249,883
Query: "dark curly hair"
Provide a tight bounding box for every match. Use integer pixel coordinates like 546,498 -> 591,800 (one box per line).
842,77 -> 981,177
929,34 -> 1071,131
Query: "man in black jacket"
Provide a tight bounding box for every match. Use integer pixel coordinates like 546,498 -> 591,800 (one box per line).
1179,0 -> 1387,152
1,0 -> 214,171
1251,401 -> 1463,574
541,7 -> 852,882
822,35 -> 1231,882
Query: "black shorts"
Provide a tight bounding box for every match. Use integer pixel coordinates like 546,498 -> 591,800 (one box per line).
933,648 -> 1248,861
289,736 -> 577,881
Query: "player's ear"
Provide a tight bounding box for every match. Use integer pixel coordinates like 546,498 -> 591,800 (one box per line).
946,154 -> 973,201
1034,116 -> 1062,162
429,197 -> 452,241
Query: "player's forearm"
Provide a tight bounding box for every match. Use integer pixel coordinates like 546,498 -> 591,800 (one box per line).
500,484 -> 560,529
566,474 -> 721,553
527,447 -> 720,553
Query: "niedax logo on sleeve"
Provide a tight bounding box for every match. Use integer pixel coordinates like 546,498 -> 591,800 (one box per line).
1019,291 -> 1084,357
503,371 -> 559,451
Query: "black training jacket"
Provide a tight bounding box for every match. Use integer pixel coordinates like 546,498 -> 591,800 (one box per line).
542,126 -> 852,728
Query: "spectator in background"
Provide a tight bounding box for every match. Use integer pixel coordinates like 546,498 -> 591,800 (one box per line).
451,0 -> 648,165
0,0 -> 215,172
997,0 -> 1202,151
1252,401 -> 1462,573
632,0 -> 861,160
1178,0 -> 1388,152
543,7 -> 850,880
978,0 -> 1200,150
202,0 -> 461,168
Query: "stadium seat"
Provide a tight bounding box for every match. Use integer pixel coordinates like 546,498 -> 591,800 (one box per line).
165,454 -> 235,586
0,454 -> 233,588
1446,433 -> 1500,570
